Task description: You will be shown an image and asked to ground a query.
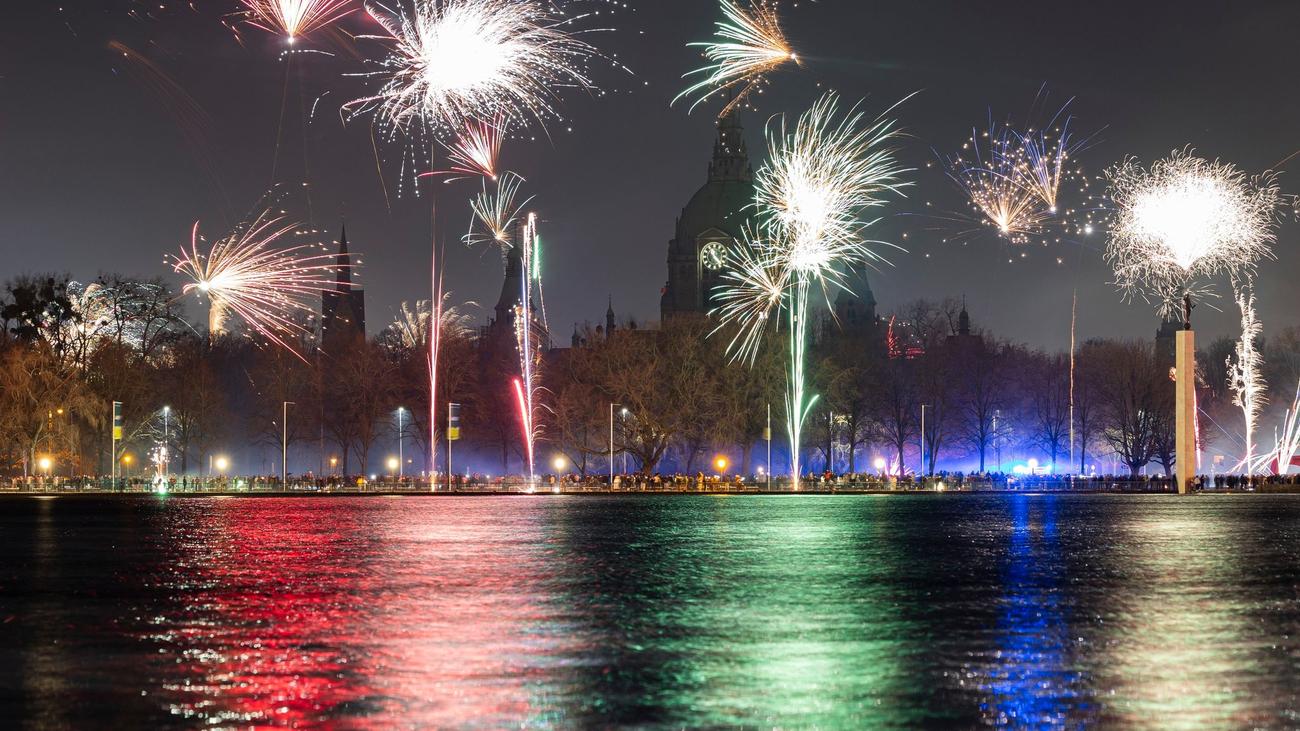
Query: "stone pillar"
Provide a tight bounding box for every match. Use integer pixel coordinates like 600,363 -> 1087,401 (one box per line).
1175,330 -> 1196,495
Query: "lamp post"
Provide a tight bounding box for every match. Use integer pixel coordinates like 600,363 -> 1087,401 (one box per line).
920,404 -> 929,479
396,407 -> 406,480
609,403 -> 619,487
162,406 -> 170,480
282,401 -> 294,487
765,403 -> 772,490
620,408 -> 630,474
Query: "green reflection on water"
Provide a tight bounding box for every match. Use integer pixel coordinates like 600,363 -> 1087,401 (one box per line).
543,496 -> 929,728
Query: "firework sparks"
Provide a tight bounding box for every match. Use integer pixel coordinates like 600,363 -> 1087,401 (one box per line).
511,212 -> 545,484
464,172 -> 532,250
1017,116 -> 1086,214
240,0 -> 357,42
946,125 -> 1051,245
676,0 -> 798,117
389,294 -> 474,348
347,0 -> 598,135
170,208 -> 344,359
1104,149 -> 1281,317
1255,385 -> 1300,476
714,92 -> 909,488
1229,285 -> 1267,476
447,117 -> 503,179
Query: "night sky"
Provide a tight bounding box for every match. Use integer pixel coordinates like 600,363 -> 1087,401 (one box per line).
2,0 -> 1296,350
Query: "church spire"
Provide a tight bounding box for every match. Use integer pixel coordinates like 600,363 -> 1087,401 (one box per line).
335,223 -> 354,288
708,108 -> 751,182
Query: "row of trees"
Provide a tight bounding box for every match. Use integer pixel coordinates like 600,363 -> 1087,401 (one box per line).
3,275 -> 1296,478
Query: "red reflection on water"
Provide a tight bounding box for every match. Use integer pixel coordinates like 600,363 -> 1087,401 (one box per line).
146,497 -> 578,727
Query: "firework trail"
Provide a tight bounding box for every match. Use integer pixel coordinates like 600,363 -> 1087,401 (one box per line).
1104,149 -> 1281,320
464,173 -> 545,483
240,0 -> 357,43
676,0 -> 798,117
714,92 -> 910,489
512,212 -> 545,484
1229,285 -> 1266,476
170,206 -> 345,360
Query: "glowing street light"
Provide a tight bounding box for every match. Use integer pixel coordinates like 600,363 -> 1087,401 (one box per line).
395,407 -> 406,479
874,457 -> 886,476
214,456 -> 230,475
552,456 -> 568,472
37,456 -> 53,476
714,456 -> 729,474
386,456 -> 400,475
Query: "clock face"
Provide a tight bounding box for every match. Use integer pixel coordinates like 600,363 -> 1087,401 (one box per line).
700,241 -> 728,271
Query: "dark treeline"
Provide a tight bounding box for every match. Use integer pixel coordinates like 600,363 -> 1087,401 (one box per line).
2,274 -> 1297,479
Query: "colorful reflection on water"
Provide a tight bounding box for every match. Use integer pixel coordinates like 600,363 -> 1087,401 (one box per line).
3,494 -> 1300,727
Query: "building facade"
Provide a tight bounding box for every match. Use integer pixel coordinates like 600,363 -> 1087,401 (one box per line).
660,110 -> 754,320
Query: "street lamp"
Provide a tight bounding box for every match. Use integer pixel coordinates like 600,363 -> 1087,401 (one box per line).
282,401 -> 294,486
552,456 -> 568,472
609,403 -> 622,486
329,456 -> 338,475
121,453 -> 134,479
920,403 -> 929,478
162,405 -> 171,480
874,457 -> 886,477
215,455 -> 229,475
38,456 -> 52,477
395,407 -> 406,479
714,456 -> 728,475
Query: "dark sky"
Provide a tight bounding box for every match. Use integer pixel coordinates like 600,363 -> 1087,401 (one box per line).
1,0 -> 1297,351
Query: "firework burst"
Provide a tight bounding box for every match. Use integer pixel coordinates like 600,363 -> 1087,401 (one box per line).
714,92 -> 910,488
1016,115 -> 1086,214
240,0 -> 357,42
946,125 -> 1049,245
676,0 -> 798,117
389,294 -> 475,348
440,117 -> 505,180
464,172 -> 532,249
170,208 -> 344,359
1104,149 -> 1281,317
347,0 -> 598,135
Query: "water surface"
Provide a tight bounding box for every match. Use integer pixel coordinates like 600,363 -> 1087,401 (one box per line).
2,494 -> 1298,728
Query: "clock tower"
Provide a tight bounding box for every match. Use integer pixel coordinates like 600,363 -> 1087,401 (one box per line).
660,109 -> 754,320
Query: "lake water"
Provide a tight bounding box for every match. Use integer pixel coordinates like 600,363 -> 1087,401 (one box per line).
3,494 -> 1299,728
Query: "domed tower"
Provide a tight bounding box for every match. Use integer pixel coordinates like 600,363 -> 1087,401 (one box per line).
833,265 -> 878,334
660,110 -> 754,320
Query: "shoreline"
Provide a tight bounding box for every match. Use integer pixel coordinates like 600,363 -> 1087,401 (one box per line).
3,487 -> 1296,498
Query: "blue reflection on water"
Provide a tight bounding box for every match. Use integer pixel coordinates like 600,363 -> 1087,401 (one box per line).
984,495 -> 1090,728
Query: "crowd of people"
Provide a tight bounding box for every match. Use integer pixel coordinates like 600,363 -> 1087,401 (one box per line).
7,469 -> 1300,492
